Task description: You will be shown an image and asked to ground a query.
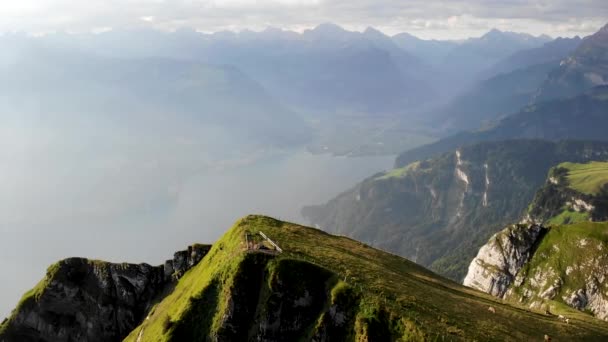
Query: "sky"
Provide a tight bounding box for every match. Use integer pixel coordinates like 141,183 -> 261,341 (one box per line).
0,0 -> 606,39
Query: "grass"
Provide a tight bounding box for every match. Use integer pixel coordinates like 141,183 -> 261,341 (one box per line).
507,222 -> 608,314
375,161 -> 421,180
558,161 -> 608,195
547,209 -> 590,225
123,215 -> 608,341
0,261 -> 63,335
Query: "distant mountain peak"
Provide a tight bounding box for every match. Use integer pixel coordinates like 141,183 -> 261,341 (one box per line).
487,28 -> 502,34
303,22 -> 354,41
363,26 -> 392,41
257,26 -> 299,40
482,28 -> 504,38
480,28 -> 548,42
363,26 -> 382,35
392,31 -> 419,40
311,22 -> 347,34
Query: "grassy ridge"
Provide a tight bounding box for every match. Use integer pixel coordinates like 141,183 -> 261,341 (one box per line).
125,215 -> 608,341
547,210 -> 590,225
560,161 -> 608,195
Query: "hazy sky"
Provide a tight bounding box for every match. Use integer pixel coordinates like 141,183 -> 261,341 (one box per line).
0,0 -> 605,39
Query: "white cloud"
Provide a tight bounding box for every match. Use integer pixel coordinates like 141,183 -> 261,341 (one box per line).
0,0 -> 605,39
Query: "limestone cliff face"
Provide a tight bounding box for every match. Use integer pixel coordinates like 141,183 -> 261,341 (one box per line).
464,221 -> 608,321
463,224 -> 546,297
464,163 -> 608,320
0,244 -> 210,342
464,164 -> 608,320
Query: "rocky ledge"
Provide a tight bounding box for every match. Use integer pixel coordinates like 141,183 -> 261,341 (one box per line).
463,223 -> 547,297
0,244 -> 210,342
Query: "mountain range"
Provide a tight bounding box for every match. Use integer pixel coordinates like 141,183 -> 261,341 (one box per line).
2,19 -> 608,341
0,23 -> 570,157
302,21 -> 608,287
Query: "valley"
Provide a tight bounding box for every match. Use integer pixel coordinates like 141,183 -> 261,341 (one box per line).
1,6 -> 607,340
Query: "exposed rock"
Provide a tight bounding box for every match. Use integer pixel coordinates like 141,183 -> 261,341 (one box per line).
463,224 -> 546,297
0,244 -> 210,342
163,244 -> 211,281
573,198 -> 595,212
466,220 -> 608,320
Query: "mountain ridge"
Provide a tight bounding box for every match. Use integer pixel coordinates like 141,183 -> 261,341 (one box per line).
397,85 -> 608,168
4,215 -> 608,341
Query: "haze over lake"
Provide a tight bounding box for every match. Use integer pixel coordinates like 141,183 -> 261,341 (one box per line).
0,143 -> 393,318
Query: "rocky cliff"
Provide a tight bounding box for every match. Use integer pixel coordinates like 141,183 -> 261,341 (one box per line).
0,244 -> 210,342
465,221 -> 608,321
463,223 -> 547,297
464,162 -> 608,320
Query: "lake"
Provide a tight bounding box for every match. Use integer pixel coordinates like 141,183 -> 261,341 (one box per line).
0,148 -> 394,318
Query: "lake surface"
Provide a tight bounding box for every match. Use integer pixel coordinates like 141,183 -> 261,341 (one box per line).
0,149 -> 394,318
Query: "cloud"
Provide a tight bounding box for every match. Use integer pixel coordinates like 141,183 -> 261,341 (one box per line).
0,1 -> 606,38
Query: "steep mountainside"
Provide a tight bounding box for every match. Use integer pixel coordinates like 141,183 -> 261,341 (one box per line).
0,245 -> 210,342
481,36 -> 581,79
391,32 -> 457,66
464,222 -> 608,321
303,140 -> 608,281
0,46 -> 311,147
429,62 -> 556,131
397,85 -> 608,167
439,29 -> 551,80
5,216 -> 608,341
465,162 -> 608,320
393,29 -> 551,95
525,161 -> 608,225
536,23 -> 608,102
428,36 -> 583,132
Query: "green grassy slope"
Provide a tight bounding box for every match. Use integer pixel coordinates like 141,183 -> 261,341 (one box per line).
526,161 -> 608,225
124,215 -> 608,341
560,161 -> 608,195
506,222 -> 608,312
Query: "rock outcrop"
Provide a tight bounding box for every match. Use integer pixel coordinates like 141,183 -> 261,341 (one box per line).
163,244 -> 211,281
465,221 -> 608,320
0,244 -> 210,342
464,161 -> 608,320
463,224 -> 546,297
523,164 -> 608,225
